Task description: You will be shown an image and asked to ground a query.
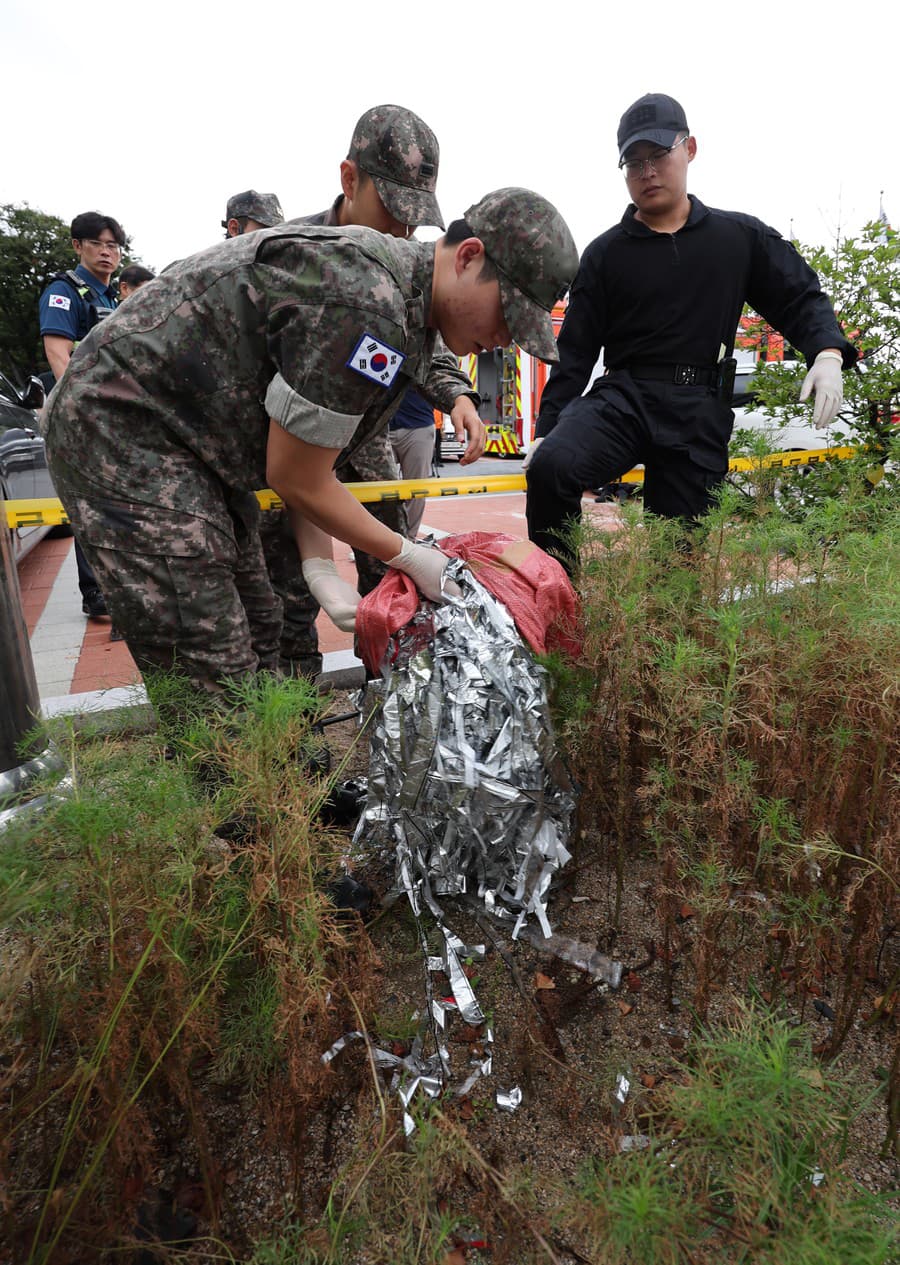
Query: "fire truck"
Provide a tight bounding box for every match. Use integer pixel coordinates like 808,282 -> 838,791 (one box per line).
441,303 -> 567,459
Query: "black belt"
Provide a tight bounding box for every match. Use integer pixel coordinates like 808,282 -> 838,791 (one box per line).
613,362 -> 719,387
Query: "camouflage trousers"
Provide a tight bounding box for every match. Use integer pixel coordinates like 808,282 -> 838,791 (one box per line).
256,431 -> 408,676
48,461 -> 282,701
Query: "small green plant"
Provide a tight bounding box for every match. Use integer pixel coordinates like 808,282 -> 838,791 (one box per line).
564,1008 -> 897,1263
373,1004 -> 421,1045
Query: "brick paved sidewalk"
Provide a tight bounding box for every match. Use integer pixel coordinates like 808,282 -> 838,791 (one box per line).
18,491 -> 620,708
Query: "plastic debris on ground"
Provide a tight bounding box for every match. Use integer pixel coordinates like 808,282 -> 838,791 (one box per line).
321,536 -> 623,1127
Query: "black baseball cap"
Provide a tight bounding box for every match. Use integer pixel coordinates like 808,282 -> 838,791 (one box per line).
617,93 -> 689,160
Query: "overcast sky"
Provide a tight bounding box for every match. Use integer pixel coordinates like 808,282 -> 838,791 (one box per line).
4,0 -> 896,274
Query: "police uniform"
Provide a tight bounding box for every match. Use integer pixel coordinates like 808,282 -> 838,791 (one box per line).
39,262 -> 118,610
526,196 -> 857,564
43,224 -> 478,698
39,263 -> 118,342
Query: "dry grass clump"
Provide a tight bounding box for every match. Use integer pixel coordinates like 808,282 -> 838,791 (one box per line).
548,479 -> 898,1137
0,675 -> 378,1262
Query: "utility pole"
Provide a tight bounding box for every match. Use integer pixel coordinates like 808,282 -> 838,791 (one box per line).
0,507 -> 42,777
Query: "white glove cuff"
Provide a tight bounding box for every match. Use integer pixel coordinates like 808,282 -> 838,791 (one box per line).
301,558 -> 338,583
814,351 -> 843,365
386,536 -> 415,569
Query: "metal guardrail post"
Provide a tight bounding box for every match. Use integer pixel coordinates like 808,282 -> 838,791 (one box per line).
0,504 -> 42,776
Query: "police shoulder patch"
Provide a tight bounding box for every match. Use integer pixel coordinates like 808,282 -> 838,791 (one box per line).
347,332 -> 405,387
48,294 -> 72,310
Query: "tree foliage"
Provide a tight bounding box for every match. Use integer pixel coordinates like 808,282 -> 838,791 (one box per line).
742,218 -> 900,435
0,203 -> 74,383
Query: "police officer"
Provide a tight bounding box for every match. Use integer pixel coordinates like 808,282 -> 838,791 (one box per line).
42,188 -> 577,703
262,104 -> 481,679
525,93 -> 857,572
39,210 -> 126,620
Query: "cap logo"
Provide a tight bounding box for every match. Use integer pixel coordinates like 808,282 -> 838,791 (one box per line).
418,161 -> 435,179
627,104 -> 657,128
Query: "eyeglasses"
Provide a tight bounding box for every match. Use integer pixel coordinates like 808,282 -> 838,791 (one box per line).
619,135 -> 689,179
81,239 -> 123,252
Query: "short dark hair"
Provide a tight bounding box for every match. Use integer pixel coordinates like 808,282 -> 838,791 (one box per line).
443,218 -> 498,282
119,264 -> 155,287
70,211 -> 127,246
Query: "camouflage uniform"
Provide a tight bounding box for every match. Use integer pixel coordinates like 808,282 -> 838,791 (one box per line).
255,193 -> 406,676
43,224 -> 478,698
257,104 -> 474,677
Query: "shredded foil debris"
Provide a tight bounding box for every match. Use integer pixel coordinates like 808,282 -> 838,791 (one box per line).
326,560 -> 620,1124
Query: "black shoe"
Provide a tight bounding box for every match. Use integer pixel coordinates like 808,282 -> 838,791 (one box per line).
109,625 -> 125,642
319,777 -> 367,827
81,588 -> 109,619
327,874 -> 375,920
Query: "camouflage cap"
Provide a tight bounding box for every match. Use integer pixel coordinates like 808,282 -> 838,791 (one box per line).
222,190 -> 284,228
464,188 -> 578,364
349,104 -> 444,230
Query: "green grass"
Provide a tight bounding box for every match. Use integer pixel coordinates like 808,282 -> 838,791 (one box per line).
565,1008 -> 897,1264
2,477 -> 897,1261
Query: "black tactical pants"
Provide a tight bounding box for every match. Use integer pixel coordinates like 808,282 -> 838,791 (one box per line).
526,375 -> 731,572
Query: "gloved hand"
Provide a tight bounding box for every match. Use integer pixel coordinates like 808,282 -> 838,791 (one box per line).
387,536 -> 461,602
301,558 -> 360,632
522,436 -> 544,471
799,351 -> 843,429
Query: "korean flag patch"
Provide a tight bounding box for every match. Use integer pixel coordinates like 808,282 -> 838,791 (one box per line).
347,332 -> 405,387
49,294 -> 71,310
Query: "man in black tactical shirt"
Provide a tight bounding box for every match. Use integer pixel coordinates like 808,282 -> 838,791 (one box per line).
525,92 -> 857,571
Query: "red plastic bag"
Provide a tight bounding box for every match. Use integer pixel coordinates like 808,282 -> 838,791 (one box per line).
355,532 -> 581,676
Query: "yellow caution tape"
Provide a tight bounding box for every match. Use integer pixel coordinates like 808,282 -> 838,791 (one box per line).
1,445 -> 862,529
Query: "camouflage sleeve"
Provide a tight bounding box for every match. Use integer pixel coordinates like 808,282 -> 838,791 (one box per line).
266,302 -> 406,449
265,374 -> 364,449
420,345 -> 479,414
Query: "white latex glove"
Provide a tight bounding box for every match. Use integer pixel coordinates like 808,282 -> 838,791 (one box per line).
522,436 -> 544,471
387,537 -> 461,602
301,558 -> 360,632
799,351 -> 843,429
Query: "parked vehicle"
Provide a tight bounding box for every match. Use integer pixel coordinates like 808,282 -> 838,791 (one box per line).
0,371 -> 60,564
730,359 -> 825,451
439,414 -> 467,463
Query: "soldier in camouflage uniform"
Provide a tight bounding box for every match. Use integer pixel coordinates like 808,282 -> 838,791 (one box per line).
222,190 -> 284,238
42,188 -> 578,702
262,104 -> 477,678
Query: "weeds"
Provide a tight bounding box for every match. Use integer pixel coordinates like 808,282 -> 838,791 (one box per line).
2,476 -> 897,1259
565,1008 -> 896,1264
244,1009 -> 893,1265
0,675 -> 376,1262
552,479 -> 898,1120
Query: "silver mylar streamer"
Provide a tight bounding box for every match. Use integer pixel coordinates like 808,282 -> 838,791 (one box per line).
342,558 -> 605,1123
